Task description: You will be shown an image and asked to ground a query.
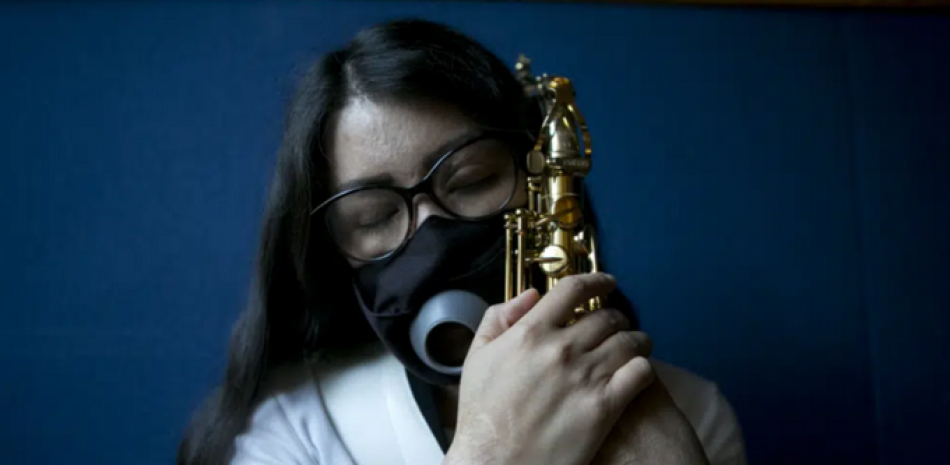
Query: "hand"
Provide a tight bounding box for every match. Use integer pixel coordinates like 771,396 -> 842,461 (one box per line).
592,378 -> 710,465
444,273 -> 656,465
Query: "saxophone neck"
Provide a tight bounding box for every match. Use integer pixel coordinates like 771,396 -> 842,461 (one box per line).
534,77 -> 592,181
506,55 -> 599,311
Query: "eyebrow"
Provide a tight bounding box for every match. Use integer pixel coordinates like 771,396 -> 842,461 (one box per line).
332,128 -> 486,193
335,173 -> 396,193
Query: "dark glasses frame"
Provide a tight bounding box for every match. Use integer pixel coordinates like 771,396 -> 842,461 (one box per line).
310,129 -> 534,263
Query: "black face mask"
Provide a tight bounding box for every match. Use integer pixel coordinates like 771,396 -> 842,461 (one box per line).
352,215 -> 507,386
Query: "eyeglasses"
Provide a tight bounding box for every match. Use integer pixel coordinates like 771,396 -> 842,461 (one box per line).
311,131 -> 529,262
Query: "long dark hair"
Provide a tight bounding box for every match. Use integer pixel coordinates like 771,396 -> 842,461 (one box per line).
176,19 -> 542,465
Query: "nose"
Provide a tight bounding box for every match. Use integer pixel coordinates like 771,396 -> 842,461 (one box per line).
413,194 -> 450,229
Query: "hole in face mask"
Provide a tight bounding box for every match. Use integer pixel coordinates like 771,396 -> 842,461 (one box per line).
425,322 -> 475,368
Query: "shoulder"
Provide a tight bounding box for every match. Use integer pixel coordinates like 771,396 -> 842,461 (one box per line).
652,359 -> 748,465
230,357 -> 359,465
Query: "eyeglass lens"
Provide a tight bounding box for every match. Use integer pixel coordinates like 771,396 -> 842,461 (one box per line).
325,137 -> 518,260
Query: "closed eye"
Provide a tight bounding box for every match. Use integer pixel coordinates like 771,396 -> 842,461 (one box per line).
445,166 -> 496,192
357,208 -> 400,229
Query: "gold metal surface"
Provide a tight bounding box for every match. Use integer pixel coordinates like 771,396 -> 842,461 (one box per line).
504,55 -> 603,317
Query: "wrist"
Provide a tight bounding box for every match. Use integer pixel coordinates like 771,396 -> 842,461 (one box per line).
442,441 -> 485,465
443,433 -> 514,465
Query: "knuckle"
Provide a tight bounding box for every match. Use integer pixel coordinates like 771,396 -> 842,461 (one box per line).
597,308 -> 622,330
619,331 -> 641,355
588,391 -> 615,423
544,340 -> 574,366
635,357 -> 656,382
484,303 -> 501,318
511,323 -> 539,346
631,356 -> 655,381
611,309 -> 631,329
570,360 -> 595,386
562,275 -> 587,297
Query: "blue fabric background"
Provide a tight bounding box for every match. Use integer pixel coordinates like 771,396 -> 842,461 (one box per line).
1,2 -> 947,464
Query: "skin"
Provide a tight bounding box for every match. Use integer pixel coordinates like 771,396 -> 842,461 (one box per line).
327,97 -> 482,232
327,97 -> 709,465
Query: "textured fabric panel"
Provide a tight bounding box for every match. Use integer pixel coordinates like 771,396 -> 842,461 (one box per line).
843,13 -> 950,465
579,9 -> 876,464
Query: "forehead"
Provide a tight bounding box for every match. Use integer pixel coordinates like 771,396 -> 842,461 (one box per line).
326,98 -> 479,192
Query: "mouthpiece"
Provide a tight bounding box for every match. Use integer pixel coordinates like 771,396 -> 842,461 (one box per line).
410,290 -> 489,376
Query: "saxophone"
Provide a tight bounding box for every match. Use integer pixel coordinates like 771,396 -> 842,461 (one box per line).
408,56 -> 601,377
506,56 -> 601,317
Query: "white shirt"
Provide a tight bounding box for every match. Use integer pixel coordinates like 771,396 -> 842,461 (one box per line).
232,344 -> 747,465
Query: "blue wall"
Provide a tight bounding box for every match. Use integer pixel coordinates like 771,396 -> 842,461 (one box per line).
1,2 -> 947,464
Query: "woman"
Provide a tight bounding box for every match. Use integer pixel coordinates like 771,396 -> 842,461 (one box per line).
178,19 -> 746,465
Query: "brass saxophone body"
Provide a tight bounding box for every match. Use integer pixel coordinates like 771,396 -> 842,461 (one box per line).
506,56 -> 601,317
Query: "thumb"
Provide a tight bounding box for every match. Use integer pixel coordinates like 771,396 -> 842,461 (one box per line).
470,289 -> 540,353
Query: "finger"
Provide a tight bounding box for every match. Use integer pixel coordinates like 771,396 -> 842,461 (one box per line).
585,331 -> 653,381
520,273 -> 618,328
470,288 -> 540,353
561,308 -> 630,352
502,288 -> 540,327
603,356 -> 655,410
